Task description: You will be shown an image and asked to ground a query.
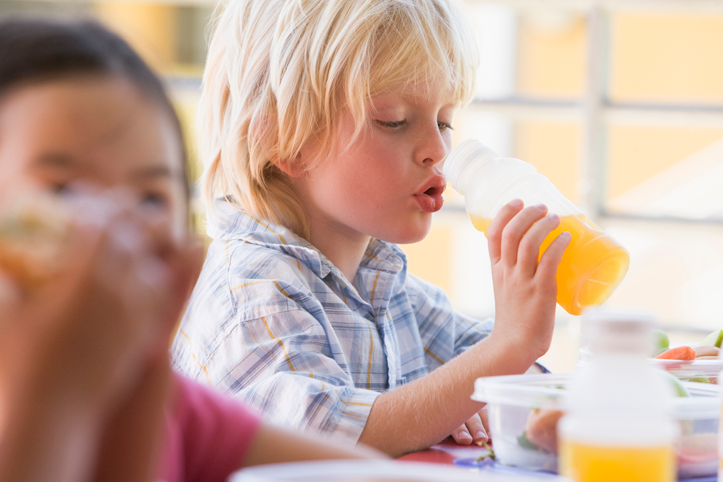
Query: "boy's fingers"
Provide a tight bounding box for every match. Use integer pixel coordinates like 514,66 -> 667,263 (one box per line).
537,231 -> 571,279
516,213 -> 561,275
479,407 -> 490,435
499,204 -> 548,268
451,425 -> 474,445
487,199 -> 524,264
465,413 -> 488,444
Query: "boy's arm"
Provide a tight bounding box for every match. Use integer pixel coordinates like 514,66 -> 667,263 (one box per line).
358,201 -> 570,457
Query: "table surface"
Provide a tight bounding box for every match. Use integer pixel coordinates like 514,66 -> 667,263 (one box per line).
396,438 -> 718,482
397,438 -> 489,465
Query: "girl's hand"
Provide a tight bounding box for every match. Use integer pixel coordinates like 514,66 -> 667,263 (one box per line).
0,191 -> 201,421
0,192 -> 203,482
486,199 -> 570,365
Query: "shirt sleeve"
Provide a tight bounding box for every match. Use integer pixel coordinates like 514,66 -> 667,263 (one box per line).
198,308 -> 381,443
171,373 -> 262,482
406,274 -> 494,370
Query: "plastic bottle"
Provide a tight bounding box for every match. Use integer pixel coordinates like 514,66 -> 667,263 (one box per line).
558,312 -> 677,482
443,139 -> 630,316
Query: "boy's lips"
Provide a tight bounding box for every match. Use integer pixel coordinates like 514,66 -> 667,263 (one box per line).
414,177 -> 446,213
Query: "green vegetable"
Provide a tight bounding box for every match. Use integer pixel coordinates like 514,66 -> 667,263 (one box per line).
474,441 -> 496,462
517,431 -> 540,451
702,330 -> 723,348
652,329 -> 670,356
658,370 -> 691,397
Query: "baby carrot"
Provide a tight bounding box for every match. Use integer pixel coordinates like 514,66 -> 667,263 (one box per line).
655,346 -> 696,360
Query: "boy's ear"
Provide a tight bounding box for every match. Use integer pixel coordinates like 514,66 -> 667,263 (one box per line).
272,154 -> 305,178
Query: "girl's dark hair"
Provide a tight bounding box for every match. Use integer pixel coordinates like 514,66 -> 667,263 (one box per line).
0,16 -> 189,200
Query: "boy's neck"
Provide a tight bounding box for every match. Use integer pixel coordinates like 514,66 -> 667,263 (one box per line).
307,218 -> 370,287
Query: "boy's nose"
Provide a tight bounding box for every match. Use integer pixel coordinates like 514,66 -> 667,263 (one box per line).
415,126 -> 447,167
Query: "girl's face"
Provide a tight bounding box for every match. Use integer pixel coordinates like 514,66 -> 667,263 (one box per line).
0,75 -> 186,237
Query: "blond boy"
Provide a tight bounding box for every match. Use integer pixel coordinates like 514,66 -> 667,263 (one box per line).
172,0 -> 569,456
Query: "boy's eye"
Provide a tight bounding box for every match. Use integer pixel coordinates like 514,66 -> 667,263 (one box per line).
375,119 -> 407,129
437,121 -> 453,132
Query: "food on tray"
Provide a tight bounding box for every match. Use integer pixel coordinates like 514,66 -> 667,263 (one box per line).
694,346 -> 720,358
524,408 -> 564,454
677,433 -> 718,479
0,196 -> 70,288
655,346 -> 695,360
702,329 -> 723,348
651,329 -> 723,384
652,329 -> 670,356
523,372 -> 689,457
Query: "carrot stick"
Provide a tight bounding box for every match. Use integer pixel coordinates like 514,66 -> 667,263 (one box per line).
655,346 -> 696,360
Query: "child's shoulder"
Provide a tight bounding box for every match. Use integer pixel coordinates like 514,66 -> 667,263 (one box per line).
205,204 -> 316,281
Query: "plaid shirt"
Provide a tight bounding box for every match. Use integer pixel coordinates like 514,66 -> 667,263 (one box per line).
171,202 -> 493,442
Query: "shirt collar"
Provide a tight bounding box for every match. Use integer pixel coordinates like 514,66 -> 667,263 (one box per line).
207,201 -> 406,287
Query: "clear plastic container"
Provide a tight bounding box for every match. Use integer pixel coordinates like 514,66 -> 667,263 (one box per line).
472,374 -> 719,479
579,346 -> 723,384
228,460 -> 572,482
443,140 -> 630,315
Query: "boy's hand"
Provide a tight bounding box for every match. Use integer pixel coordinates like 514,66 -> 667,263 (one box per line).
486,199 -> 570,364
451,406 -> 490,446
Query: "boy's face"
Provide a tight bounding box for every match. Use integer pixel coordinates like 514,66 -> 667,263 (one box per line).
0,76 -> 187,239
296,85 -> 457,245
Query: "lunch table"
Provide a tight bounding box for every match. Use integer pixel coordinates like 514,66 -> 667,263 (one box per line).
397,438 -> 719,482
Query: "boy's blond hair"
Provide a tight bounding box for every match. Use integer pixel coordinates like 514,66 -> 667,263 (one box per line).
199,0 -> 479,239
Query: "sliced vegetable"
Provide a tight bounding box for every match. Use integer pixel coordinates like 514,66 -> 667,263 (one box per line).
701,330 -> 723,348
517,431 -> 540,451
694,345 -> 720,358
658,370 -> 691,397
474,441 -> 496,462
655,346 -> 696,360
652,329 -> 670,356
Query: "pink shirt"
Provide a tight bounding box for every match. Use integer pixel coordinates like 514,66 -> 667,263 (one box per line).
158,373 -> 262,482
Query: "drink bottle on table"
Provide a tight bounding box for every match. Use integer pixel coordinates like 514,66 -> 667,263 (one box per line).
443,139 -> 630,316
558,312 -> 677,482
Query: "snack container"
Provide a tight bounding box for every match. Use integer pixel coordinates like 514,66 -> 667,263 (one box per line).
472,374 -> 720,478
228,460 -> 572,482
580,347 -> 723,383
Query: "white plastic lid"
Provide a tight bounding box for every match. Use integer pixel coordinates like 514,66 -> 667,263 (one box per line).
443,139 -> 498,195
472,373 -> 719,420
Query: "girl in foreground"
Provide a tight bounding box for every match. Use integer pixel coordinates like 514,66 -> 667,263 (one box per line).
0,18 -> 379,482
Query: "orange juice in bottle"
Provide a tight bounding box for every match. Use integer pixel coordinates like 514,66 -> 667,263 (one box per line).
559,312 -> 677,482
444,140 -> 629,315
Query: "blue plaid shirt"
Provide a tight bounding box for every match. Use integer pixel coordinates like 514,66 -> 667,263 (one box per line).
171,201 -> 493,442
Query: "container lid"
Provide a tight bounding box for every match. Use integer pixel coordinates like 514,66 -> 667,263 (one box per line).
472,373 -> 720,419
442,139 -> 497,194
579,346 -> 723,377
229,460 -> 572,482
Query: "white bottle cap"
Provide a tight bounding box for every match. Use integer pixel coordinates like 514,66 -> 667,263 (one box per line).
582,308 -> 656,356
442,139 -> 498,195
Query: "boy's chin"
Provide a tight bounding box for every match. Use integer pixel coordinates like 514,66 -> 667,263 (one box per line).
374,221 -> 432,245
